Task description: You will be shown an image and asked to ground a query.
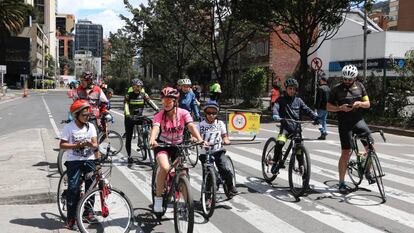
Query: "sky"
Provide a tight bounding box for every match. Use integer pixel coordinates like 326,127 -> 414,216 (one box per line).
57,0 -> 148,38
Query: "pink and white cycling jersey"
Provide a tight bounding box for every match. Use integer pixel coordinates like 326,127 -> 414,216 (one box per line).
153,108 -> 193,144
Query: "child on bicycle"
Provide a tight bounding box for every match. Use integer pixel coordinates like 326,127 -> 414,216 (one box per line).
271,78 -> 319,174
59,99 -> 99,230
149,87 -> 205,213
197,100 -> 238,196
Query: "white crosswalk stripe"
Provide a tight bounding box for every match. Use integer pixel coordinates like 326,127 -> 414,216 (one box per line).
230,147 -> 414,229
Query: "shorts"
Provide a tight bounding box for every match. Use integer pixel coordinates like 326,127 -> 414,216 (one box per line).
153,144 -> 179,162
338,119 -> 373,150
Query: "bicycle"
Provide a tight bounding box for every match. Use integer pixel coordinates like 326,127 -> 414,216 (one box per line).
200,143 -> 236,219
57,114 -> 123,176
57,133 -> 134,233
347,130 -> 387,202
131,114 -> 154,166
151,142 -> 203,233
262,119 -> 312,197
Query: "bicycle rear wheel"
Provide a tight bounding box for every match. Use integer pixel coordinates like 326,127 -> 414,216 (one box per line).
222,155 -> 237,199
262,138 -> 278,183
288,144 -> 311,197
370,152 -> 386,202
174,176 -> 194,233
347,153 -> 362,186
57,149 -> 68,176
98,130 -> 123,156
201,167 -> 216,219
57,171 -> 68,220
76,187 -> 133,233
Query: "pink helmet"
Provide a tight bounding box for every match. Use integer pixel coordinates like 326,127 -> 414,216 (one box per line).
161,87 -> 180,99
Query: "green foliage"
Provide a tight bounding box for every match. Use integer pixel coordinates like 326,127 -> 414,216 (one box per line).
0,0 -> 33,36
240,67 -> 267,107
44,54 -> 56,78
107,78 -> 129,95
59,56 -> 75,75
106,30 -> 137,82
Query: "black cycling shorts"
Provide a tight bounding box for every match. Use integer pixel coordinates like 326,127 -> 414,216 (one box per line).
153,144 -> 179,162
338,119 -> 373,150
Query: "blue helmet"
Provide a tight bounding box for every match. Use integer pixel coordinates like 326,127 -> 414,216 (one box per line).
203,100 -> 219,112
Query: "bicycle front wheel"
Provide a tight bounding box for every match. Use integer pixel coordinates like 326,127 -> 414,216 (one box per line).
76,187 -> 134,233
98,130 -> 123,156
288,144 -> 311,197
136,126 -> 148,163
347,153 -> 362,187
57,149 -> 68,176
57,171 -> 68,220
186,145 -> 199,167
370,152 -> 386,202
201,167 -> 216,219
174,176 -> 194,233
262,138 -> 278,183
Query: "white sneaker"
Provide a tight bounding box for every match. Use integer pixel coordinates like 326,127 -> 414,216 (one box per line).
154,196 -> 163,213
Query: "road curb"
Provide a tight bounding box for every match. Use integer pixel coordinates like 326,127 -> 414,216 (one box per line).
0,192 -> 56,205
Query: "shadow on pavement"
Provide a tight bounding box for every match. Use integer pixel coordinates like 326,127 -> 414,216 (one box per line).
9,212 -> 63,231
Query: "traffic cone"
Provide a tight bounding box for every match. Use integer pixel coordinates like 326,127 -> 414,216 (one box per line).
23,88 -> 28,98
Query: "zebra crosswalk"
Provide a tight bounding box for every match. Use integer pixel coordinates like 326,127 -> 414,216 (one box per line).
110,134 -> 414,233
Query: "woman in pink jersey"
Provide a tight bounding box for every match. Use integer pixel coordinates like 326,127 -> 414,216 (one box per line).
149,87 -> 205,213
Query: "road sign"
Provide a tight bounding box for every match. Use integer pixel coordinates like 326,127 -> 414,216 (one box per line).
0,65 -> 6,74
311,57 -> 322,70
228,112 -> 261,135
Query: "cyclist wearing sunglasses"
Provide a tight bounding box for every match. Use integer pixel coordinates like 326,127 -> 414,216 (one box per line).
197,100 -> 238,196
149,87 -> 206,213
60,99 -> 99,230
270,78 -> 319,174
327,64 -> 373,194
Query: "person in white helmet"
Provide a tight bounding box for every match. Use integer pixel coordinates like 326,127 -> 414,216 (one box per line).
327,64 -> 374,194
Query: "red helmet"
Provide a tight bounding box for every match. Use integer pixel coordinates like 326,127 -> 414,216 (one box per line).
70,99 -> 90,116
161,87 -> 179,99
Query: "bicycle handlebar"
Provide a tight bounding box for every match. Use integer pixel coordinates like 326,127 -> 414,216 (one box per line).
353,130 -> 386,143
276,118 -> 314,124
155,141 -> 204,149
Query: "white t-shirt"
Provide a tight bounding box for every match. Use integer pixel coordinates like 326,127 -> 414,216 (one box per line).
197,120 -> 227,153
60,121 -> 97,161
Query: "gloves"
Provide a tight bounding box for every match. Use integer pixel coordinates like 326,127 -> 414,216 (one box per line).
272,115 -> 281,121
312,118 -> 320,125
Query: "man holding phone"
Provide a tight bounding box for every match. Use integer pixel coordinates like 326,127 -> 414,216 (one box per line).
327,64 -> 373,194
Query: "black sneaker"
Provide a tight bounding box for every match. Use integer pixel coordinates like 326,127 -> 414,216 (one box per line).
271,164 -> 280,174
365,173 -> 376,184
338,183 -> 349,194
229,186 -> 239,196
122,133 -> 126,139
317,133 -> 327,140
127,157 -> 134,164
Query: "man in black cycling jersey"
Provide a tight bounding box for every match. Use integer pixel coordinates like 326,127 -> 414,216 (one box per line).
327,64 -> 373,194
271,78 -> 319,174
124,78 -> 159,164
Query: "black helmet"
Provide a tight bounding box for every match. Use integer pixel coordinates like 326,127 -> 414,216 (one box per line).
284,78 -> 299,88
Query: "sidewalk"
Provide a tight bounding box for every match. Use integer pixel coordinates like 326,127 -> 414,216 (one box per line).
0,128 -> 70,232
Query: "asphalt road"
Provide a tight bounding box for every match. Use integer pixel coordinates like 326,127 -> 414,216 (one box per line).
1,89 -> 414,233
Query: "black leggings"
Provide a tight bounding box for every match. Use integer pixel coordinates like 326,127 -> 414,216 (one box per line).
125,117 -> 143,156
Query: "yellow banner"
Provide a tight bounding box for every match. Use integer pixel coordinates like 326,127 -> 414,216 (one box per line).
228,112 -> 261,135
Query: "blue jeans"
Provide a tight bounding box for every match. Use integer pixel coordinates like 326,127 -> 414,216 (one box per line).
65,160 -> 96,221
317,109 -> 328,134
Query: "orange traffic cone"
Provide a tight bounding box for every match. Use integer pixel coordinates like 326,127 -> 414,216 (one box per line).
23,88 -> 28,98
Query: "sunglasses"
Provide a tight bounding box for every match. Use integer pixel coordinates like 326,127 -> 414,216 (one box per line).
205,111 -> 218,116
343,78 -> 354,82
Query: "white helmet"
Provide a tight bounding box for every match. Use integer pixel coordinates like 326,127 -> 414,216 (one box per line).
342,65 -> 358,80
177,79 -> 184,86
181,78 -> 192,86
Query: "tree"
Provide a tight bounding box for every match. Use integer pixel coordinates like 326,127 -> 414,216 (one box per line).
122,0 -> 200,83
106,29 -> 137,82
0,0 -> 33,62
59,56 -> 75,75
178,0 -> 259,83
44,54 -> 55,78
242,0 -> 363,92
240,67 -> 267,107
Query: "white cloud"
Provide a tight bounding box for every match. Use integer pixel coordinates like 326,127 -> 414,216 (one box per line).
86,10 -> 125,37
58,0 -> 124,14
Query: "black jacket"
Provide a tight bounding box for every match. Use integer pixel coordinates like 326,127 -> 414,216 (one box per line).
315,84 -> 330,110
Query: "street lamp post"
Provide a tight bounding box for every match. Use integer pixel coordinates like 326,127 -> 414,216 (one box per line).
363,0 -> 368,83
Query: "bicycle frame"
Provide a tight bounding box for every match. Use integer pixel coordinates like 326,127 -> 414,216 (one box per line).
279,120 -> 306,165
